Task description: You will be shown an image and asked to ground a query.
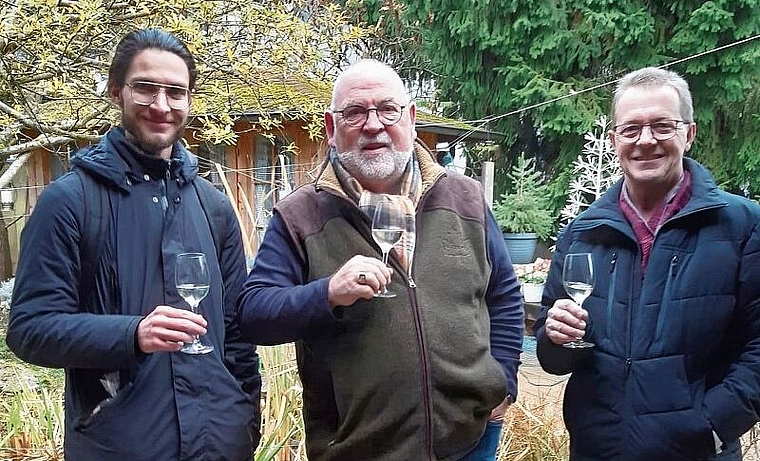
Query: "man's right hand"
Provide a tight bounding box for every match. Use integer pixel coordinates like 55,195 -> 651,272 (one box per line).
328,255 -> 392,307
136,305 -> 208,354
544,299 -> 589,346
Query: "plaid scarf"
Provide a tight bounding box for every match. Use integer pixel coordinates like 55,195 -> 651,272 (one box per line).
329,148 -> 421,273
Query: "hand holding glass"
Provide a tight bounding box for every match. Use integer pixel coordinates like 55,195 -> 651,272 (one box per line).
176,252 -> 213,354
371,197 -> 404,298
562,253 -> 595,349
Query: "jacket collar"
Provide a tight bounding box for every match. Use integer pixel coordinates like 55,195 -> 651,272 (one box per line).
70,127 -> 198,192
578,157 -> 727,226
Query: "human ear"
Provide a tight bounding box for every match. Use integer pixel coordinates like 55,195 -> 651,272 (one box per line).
109,84 -> 124,108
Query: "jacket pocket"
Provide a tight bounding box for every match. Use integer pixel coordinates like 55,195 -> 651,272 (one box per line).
654,255 -> 679,343
629,355 -> 691,414
74,379 -> 135,431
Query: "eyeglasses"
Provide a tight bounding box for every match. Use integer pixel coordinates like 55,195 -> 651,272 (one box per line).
613,120 -> 687,144
126,81 -> 191,110
333,102 -> 406,127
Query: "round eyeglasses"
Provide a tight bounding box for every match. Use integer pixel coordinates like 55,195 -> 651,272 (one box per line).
613,120 -> 687,144
332,102 -> 406,127
126,81 -> 191,110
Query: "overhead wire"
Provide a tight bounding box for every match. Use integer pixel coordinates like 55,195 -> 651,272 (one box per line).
445,33 -> 760,148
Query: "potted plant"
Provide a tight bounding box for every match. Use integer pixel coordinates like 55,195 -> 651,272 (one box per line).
493,153 -> 554,263
515,257 -> 550,303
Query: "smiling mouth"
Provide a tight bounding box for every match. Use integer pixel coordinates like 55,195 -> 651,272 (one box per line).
145,120 -> 175,130
632,154 -> 665,161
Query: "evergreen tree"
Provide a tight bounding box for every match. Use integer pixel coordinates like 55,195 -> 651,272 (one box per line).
346,0 -> 760,196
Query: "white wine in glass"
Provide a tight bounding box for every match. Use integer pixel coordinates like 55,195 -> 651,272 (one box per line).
176,252 -> 213,354
371,196 -> 405,298
562,252 -> 595,349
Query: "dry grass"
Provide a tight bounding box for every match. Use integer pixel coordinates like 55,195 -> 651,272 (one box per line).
499,400 -> 569,461
256,344 -> 306,461
501,359 -> 570,461
0,363 -> 64,461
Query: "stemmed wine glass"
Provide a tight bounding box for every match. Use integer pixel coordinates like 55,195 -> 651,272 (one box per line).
371,196 -> 405,298
562,252 -> 595,349
175,252 -> 214,354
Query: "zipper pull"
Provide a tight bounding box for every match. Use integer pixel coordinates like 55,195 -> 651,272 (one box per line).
408,276 -> 417,288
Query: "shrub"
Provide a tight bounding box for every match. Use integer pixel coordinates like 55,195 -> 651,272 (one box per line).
493,154 -> 554,240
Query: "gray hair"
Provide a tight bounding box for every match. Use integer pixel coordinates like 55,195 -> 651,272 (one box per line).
611,67 -> 694,123
330,59 -> 410,110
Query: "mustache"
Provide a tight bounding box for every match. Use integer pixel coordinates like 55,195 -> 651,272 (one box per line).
358,133 -> 392,148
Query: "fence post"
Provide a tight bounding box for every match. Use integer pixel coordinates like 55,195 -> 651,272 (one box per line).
481,161 -> 494,208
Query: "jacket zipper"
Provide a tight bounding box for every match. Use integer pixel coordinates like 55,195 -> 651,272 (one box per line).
398,171 -> 444,460
625,251 -> 634,377
407,176 -> 444,460
406,281 -> 432,458
606,253 -> 618,340
655,255 -> 679,342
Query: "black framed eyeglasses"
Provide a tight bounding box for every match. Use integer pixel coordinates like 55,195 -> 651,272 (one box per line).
333,102 -> 406,127
126,81 -> 191,110
613,120 -> 687,144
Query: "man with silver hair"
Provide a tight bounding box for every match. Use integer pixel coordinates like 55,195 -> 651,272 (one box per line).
536,66 -> 760,460
238,59 -> 524,460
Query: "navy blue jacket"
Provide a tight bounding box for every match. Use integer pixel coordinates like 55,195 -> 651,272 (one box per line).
7,128 -> 261,460
535,158 -> 760,460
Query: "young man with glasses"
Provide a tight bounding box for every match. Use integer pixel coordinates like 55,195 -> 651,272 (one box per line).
535,66 -> 760,460
238,59 -> 524,460
7,29 -> 261,460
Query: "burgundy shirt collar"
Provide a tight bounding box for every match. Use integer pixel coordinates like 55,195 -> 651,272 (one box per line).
619,169 -> 692,272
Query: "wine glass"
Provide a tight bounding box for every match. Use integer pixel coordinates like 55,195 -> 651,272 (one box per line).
562,252 -> 595,349
371,196 -> 405,298
175,252 -> 214,354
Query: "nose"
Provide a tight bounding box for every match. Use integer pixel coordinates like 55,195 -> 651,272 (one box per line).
151,88 -> 171,112
362,108 -> 384,132
636,125 -> 657,144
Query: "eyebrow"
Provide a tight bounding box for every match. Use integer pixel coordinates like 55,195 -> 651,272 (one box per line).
617,116 -> 676,125
341,98 -> 401,107
130,80 -> 190,90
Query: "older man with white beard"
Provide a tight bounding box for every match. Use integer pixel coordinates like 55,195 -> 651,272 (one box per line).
238,59 -> 524,461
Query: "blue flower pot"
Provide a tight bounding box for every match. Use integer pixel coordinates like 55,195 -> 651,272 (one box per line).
502,232 -> 537,264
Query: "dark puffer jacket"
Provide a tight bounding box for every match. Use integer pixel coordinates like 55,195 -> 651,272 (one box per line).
7,128 -> 261,460
535,158 -> 760,460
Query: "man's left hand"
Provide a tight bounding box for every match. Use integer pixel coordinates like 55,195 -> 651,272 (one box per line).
489,396 -> 513,422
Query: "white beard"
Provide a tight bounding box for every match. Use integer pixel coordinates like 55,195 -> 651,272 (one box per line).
336,134 -> 412,184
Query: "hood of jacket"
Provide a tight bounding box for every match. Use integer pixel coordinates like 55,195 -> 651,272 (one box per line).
69,127 -> 199,192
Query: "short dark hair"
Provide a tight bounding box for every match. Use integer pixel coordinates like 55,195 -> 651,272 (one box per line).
108,29 -> 198,93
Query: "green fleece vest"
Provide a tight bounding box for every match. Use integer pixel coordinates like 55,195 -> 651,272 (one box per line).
275,165 -> 507,461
